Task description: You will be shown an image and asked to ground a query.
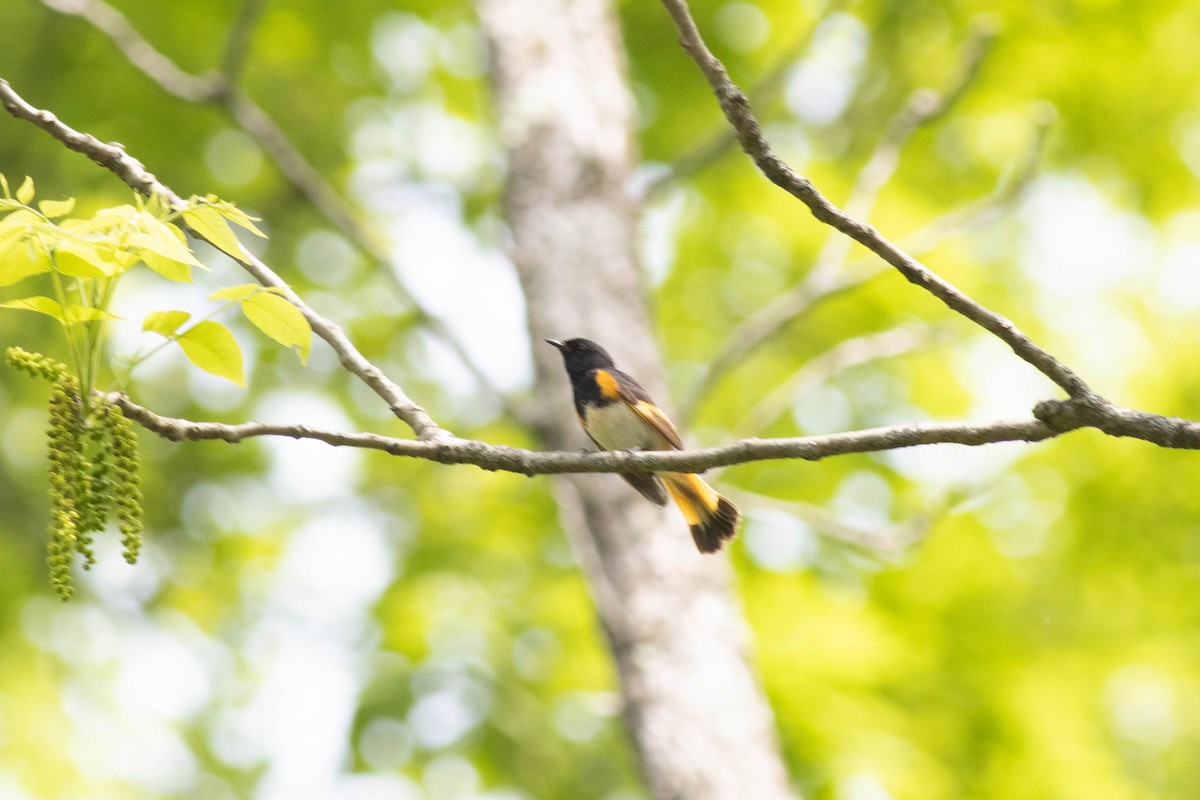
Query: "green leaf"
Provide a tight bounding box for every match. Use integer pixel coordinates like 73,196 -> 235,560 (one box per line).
0,295 -> 64,323
131,216 -> 201,265
204,196 -> 267,238
15,176 -> 34,206
61,204 -> 140,236
142,310 -> 191,337
64,305 -> 121,324
242,292 -> 312,364
182,205 -> 243,258
0,236 -> 50,287
0,210 -> 50,287
38,198 -> 76,219
139,250 -> 194,283
209,283 -> 261,303
0,296 -> 117,325
177,320 -> 245,386
53,240 -> 113,278
0,207 -> 38,243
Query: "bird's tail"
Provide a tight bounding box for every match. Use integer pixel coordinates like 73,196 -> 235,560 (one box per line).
662,472 -> 741,553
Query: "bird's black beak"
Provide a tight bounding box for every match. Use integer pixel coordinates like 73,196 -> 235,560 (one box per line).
545,339 -> 565,351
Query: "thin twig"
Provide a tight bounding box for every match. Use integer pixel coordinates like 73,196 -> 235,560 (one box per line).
903,105 -> 1054,256
738,324 -> 941,436
681,21 -> 995,420
734,488 -> 933,553
219,0 -> 268,86
38,0 -> 220,101
0,77 -> 447,442
658,0 -> 1092,401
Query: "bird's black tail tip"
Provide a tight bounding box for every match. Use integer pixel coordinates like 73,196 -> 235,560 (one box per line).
690,495 -> 741,554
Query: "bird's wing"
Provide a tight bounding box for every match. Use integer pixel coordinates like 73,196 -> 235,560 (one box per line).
607,368 -> 685,451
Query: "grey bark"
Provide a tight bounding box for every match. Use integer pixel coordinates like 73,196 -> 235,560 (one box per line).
476,0 -> 798,798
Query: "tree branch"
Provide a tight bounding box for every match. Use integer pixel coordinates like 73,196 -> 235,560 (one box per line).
681,107 -> 1048,425
0,77 -> 447,442
112,392 -> 1065,473
657,0 -> 1093,401
112,391 -> 1200,473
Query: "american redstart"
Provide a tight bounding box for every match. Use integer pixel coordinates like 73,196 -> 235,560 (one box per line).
547,337 -> 740,553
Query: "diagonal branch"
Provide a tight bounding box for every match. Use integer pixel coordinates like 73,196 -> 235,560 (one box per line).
658,0 -> 1093,401
684,108 -> 1049,428
680,109 -> 1047,425
680,21 -> 994,420
0,77 -> 447,442
34,0 -> 515,416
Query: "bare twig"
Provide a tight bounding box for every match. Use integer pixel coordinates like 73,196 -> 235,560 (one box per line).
680,261 -> 877,425
812,19 -> 995,264
38,0 -> 220,101
219,0 -> 267,86
681,22 -> 995,420
0,77 -> 447,442
734,489 -> 933,552
33,0 -> 516,417
903,105 -> 1054,256
657,0 -> 1092,401
679,107 -> 1047,426
739,324 -> 940,435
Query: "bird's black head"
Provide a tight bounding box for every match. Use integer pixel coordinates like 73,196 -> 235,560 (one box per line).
546,338 -> 615,375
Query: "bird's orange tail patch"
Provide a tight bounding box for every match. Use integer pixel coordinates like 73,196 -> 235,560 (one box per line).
663,473 -> 741,554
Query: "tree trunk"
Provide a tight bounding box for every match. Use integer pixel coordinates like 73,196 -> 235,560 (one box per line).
477,1 -> 799,798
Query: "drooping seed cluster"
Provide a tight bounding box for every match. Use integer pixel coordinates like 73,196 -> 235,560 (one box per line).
7,347 -> 145,600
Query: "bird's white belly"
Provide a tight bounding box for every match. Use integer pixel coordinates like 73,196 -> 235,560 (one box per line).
583,402 -> 668,451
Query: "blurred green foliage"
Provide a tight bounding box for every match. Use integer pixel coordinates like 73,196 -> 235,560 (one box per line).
2,0 -> 1200,798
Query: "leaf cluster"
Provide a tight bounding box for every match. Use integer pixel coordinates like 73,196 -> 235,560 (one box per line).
0,175 -> 311,391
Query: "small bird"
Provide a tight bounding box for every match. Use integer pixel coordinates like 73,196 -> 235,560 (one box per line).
547,337 -> 740,553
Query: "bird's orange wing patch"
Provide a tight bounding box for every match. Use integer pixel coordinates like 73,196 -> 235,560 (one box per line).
629,399 -> 684,450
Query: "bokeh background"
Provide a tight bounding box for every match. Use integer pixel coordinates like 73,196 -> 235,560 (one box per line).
3,0 -> 1200,798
